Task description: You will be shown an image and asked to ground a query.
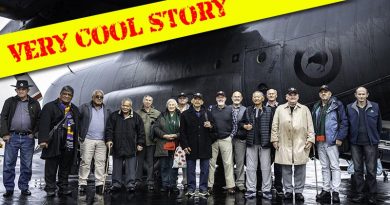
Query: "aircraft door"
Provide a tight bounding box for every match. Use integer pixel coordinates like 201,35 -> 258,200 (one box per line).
243,44 -> 282,105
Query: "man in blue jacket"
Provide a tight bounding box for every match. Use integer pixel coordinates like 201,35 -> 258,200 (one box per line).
346,86 -> 382,204
311,85 -> 348,203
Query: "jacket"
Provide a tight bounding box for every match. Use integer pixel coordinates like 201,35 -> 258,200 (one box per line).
346,100 -> 382,145
38,99 -> 80,159
79,102 -> 111,142
153,110 -> 180,157
179,105 -> 216,160
240,105 -> 272,147
312,97 -> 348,145
1,95 -> 41,137
233,105 -> 247,140
105,110 -> 145,158
136,107 -> 161,146
271,103 -> 315,165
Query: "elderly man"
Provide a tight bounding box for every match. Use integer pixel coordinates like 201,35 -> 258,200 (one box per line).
231,91 -> 247,192
347,87 -> 382,204
180,93 -> 216,197
78,90 -> 111,195
136,95 -> 161,190
312,85 -> 348,203
1,80 -> 41,197
106,98 -> 145,193
39,86 -> 80,197
241,91 -> 273,200
271,88 -> 315,202
208,91 -> 235,195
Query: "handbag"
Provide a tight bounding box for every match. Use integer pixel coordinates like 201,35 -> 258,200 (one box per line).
163,141 -> 176,151
172,146 -> 186,168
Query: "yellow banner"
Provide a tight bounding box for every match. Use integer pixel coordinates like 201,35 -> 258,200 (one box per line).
0,0 -> 344,78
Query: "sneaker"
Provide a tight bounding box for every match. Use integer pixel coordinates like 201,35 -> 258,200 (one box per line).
262,191 -> 272,200
332,192 -> 340,203
198,190 -> 209,197
185,190 -> 195,196
245,191 -> 256,199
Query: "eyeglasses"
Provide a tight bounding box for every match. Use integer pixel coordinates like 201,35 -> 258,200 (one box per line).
95,96 -> 104,99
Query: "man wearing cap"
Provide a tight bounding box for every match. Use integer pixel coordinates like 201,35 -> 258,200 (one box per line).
1,80 -> 41,197
265,88 -> 283,196
38,85 -> 80,197
177,92 -> 190,189
347,87 -> 381,204
207,91 -> 236,194
231,91 -> 247,192
240,91 -> 273,199
311,85 -> 348,203
271,87 -> 315,202
180,93 -> 216,196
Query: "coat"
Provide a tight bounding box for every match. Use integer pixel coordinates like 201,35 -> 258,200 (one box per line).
271,103 -> 315,165
153,110 -> 180,157
78,102 -> 111,142
346,100 -> 382,145
38,99 -> 80,159
105,110 -> 145,158
179,106 -> 216,160
136,107 -> 161,146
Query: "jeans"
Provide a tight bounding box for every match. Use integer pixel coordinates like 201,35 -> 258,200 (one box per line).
187,159 -> 209,192
160,156 -> 178,188
112,156 -> 137,188
351,144 -> 378,194
3,133 -> 35,191
317,142 -> 341,192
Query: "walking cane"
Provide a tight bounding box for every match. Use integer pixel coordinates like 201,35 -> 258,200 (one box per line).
102,145 -> 111,193
313,145 -> 319,196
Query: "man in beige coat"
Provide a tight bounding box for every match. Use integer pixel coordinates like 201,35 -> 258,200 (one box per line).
271,88 -> 315,202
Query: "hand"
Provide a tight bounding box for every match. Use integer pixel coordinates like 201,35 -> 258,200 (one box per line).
137,145 -> 143,151
244,124 -> 252,131
106,141 -> 113,148
335,140 -> 343,146
3,135 -> 11,143
304,141 -> 313,150
184,147 -> 191,154
273,142 -> 279,150
39,142 -> 48,149
204,121 -> 212,128
28,134 -> 34,139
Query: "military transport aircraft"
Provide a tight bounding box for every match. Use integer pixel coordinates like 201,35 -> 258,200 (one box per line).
1,0 -> 390,168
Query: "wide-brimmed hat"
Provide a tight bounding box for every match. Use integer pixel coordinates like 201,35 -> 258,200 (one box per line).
11,80 -> 33,88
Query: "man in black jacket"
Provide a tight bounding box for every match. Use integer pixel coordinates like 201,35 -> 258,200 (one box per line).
180,93 -> 216,197
105,97 -> 145,193
38,86 -> 80,197
78,90 -> 111,195
1,80 -> 41,198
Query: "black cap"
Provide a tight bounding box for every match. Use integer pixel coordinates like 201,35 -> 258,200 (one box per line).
11,80 -> 33,88
177,92 -> 187,98
319,85 -> 330,92
216,91 -> 225,97
287,87 -> 298,95
193,93 -> 203,100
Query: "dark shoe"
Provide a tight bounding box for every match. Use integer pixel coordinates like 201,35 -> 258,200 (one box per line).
350,194 -> 365,203
198,190 -> 209,197
332,192 -> 340,203
237,186 -> 246,192
58,189 -> 72,195
110,186 -> 121,193
227,188 -> 235,195
207,187 -> 214,195
96,185 -> 103,195
148,185 -> 154,191
316,190 -> 330,201
3,191 -> 13,197
171,187 -> 180,194
367,195 -> 376,205
160,187 -> 168,192
185,190 -> 195,196
276,188 -> 284,196
284,192 -> 293,201
79,185 -> 87,193
21,189 -> 31,196
127,187 -> 135,193
295,193 -> 305,202
46,190 -> 56,197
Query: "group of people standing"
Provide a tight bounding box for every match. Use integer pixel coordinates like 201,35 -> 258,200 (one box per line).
0,80 -> 382,205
